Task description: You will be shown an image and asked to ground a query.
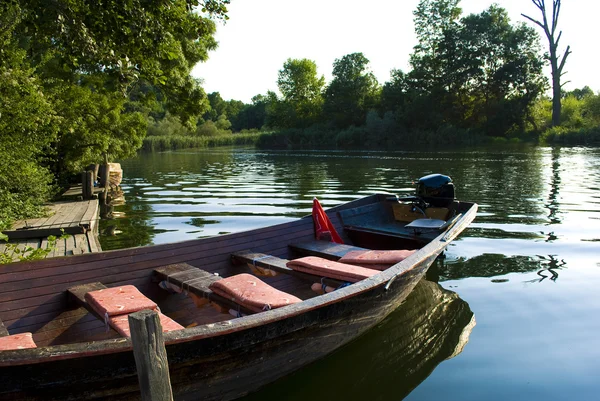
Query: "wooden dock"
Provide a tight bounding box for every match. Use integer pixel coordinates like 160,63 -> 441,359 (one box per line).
0,200 -> 102,262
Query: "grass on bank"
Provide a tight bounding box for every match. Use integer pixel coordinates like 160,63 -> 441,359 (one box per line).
142,131 -> 263,151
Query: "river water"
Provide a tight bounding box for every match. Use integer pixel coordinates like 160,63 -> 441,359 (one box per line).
100,145 -> 600,401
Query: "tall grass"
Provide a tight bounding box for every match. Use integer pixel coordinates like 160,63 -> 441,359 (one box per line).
142,132 -> 262,151
539,126 -> 600,145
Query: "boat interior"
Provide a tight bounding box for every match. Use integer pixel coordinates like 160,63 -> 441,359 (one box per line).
0,195 -> 472,351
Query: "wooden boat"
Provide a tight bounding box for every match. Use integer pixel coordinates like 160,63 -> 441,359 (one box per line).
0,175 -> 477,400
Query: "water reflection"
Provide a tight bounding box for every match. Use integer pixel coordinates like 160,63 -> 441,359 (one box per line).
546,147 -> 562,225
241,279 -> 475,401
441,253 -> 569,280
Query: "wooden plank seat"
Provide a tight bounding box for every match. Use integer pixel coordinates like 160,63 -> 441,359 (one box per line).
288,240 -> 370,260
231,251 -> 346,289
153,263 -> 301,315
67,282 -> 184,337
153,263 -> 254,315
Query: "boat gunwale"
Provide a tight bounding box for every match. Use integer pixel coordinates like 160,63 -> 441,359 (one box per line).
0,198 -> 477,367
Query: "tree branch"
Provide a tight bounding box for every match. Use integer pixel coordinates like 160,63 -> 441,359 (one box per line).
552,0 -> 561,35
555,31 -> 562,47
521,13 -> 545,30
557,45 -> 571,74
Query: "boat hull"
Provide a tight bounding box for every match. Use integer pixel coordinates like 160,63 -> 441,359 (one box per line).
0,258 -> 430,400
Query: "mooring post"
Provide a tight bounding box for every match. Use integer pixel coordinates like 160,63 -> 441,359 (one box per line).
87,163 -> 99,182
128,310 -> 174,401
81,170 -> 94,200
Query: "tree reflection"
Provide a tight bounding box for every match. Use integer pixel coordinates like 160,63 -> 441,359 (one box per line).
546,147 -> 562,226
441,253 -> 567,280
98,185 -> 155,250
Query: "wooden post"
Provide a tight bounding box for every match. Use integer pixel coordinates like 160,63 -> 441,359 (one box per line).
81,171 -> 94,200
98,164 -> 111,188
128,310 -> 174,401
87,163 -> 99,182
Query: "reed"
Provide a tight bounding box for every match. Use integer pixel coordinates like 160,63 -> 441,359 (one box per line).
539,126 -> 600,145
142,132 -> 262,151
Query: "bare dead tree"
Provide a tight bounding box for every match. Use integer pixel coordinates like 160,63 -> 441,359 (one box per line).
522,0 -> 571,127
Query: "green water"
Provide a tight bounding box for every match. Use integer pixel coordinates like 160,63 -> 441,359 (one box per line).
100,145 -> 600,401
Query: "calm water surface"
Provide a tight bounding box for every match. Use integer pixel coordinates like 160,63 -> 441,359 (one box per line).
100,146 -> 600,401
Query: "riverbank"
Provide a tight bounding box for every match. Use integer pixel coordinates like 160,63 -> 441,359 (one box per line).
140,124 -> 600,153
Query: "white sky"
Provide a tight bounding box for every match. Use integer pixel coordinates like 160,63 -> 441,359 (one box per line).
192,0 -> 599,103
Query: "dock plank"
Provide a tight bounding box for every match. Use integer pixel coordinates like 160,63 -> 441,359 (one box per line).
4,201 -> 96,239
80,200 -> 99,228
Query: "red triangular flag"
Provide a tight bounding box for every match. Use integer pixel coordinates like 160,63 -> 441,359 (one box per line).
312,197 -> 343,244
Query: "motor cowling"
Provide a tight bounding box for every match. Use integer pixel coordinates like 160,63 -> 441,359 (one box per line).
416,174 -> 455,207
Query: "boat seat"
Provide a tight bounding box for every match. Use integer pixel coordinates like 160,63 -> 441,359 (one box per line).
289,240 -> 416,271
286,257 -> 379,283
288,240 -> 370,260
231,251 -> 345,288
209,273 -> 302,313
153,263 -> 301,315
67,282 -> 184,337
153,263 -> 254,315
338,249 -> 416,270
0,318 -> 37,351
0,332 -> 37,351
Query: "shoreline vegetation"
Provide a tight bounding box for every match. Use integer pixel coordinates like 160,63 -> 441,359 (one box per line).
1,0 -> 599,234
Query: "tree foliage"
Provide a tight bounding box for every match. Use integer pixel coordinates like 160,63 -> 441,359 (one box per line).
0,19 -> 56,227
324,53 -> 380,128
0,0 -> 228,225
396,1 -> 547,136
266,59 -> 325,128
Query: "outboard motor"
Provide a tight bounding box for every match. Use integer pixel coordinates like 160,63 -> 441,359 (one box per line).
416,174 -> 455,207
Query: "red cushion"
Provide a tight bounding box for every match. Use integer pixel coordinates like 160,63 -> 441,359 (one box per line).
108,312 -> 184,337
286,256 -> 379,283
338,250 -> 416,265
85,285 -> 157,317
209,273 -> 302,313
0,332 -> 37,351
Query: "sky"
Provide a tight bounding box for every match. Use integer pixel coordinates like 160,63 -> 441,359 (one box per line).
191,0 -> 599,103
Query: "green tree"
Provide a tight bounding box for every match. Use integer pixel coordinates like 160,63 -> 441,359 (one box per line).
271,58 -> 325,128
380,69 -> 409,114
324,53 -> 380,128
225,99 -> 245,129
402,1 -> 546,136
8,0 -> 228,175
50,83 -> 147,174
233,95 -> 268,131
565,86 -> 594,100
204,92 -> 228,122
454,5 -> 547,135
0,7 -> 56,227
410,0 -> 462,94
